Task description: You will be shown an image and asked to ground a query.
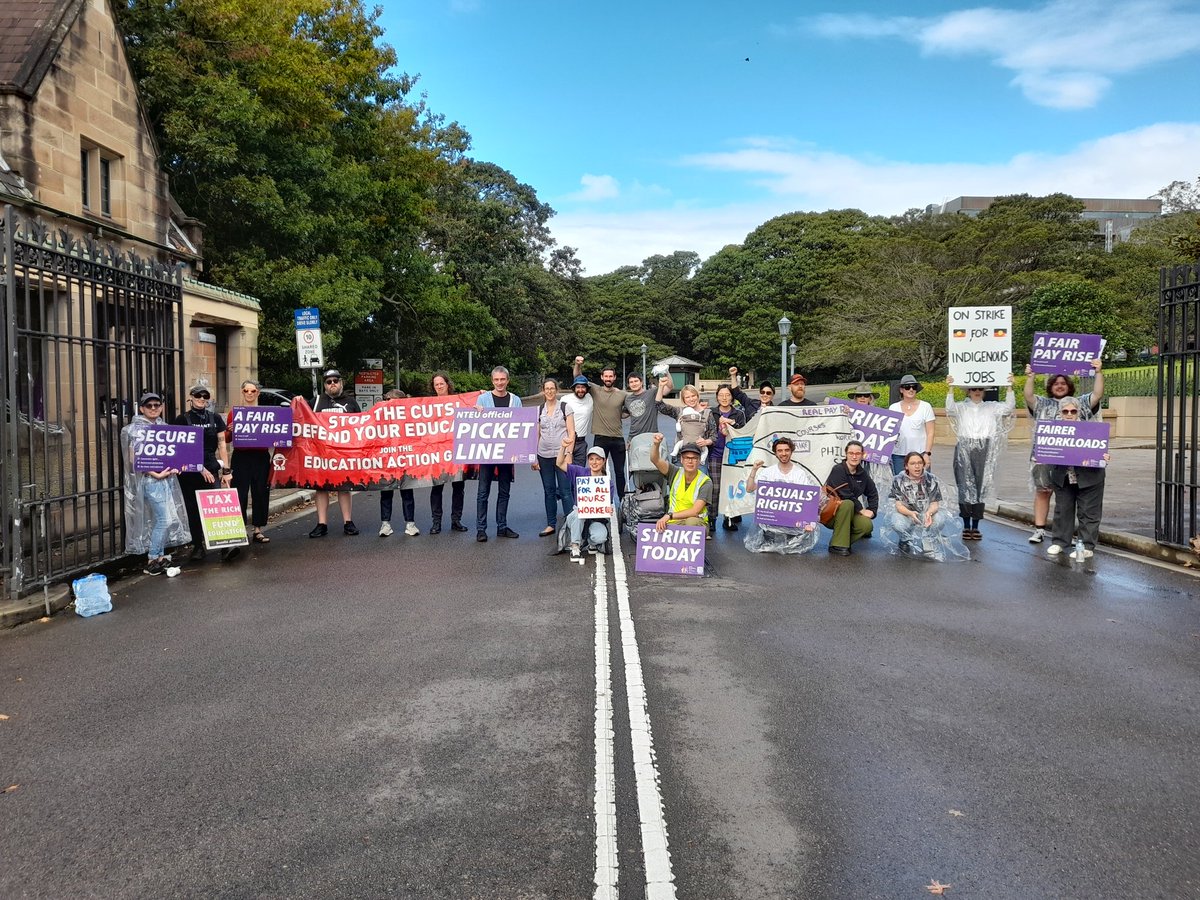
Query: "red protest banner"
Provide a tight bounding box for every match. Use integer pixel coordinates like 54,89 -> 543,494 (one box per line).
270,392 -> 481,490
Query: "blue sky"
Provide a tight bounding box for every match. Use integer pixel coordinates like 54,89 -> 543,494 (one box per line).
379,0 -> 1200,274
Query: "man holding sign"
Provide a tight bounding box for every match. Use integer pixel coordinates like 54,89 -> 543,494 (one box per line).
743,436 -> 819,554
474,366 -> 524,542
649,433 -> 712,532
555,438 -> 612,561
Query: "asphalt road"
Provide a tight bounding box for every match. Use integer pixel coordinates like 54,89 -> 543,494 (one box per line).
2,473 -> 1198,899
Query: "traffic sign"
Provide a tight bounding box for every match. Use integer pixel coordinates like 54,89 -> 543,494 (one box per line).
294,307 -> 321,329
294,307 -> 324,368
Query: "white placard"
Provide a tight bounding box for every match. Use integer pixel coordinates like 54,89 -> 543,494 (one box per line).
574,475 -> 613,518
948,305 -> 1012,387
295,327 -> 324,368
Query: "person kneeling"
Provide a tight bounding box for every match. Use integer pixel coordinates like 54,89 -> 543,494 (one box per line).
649,433 -> 711,534
823,440 -> 878,555
743,436 -> 818,554
556,438 -> 612,560
883,452 -> 969,561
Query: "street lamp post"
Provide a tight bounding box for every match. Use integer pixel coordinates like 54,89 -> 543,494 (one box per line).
640,343 -> 648,383
778,316 -> 792,388
789,341 -> 797,379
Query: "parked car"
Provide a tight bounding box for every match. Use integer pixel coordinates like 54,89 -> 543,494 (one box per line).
257,388 -> 296,407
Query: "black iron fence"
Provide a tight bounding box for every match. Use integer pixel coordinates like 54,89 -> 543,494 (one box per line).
1155,261 -> 1200,549
1,206 -> 183,602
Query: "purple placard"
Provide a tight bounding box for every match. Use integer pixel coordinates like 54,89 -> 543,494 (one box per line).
230,406 -> 293,449
635,524 -> 705,576
131,424 -> 204,473
1029,332 -> 1104,376
755,481 -> 820,528
825,399 -> 903,464
1033,420 -> 1110,467
452,407 -> 539,464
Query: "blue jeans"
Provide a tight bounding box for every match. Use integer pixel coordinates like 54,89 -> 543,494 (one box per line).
567,510 -> 608,549
538,456 -> 573,526
144,478 -> 172,559
476,465 -> 514,534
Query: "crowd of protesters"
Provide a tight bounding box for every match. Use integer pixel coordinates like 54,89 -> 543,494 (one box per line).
121,354 -> 1108,572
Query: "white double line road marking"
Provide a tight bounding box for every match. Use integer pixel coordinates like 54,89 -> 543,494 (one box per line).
594,508 -> 677,899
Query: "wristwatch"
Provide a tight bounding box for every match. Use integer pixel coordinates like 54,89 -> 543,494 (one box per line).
221,468 -> 232,476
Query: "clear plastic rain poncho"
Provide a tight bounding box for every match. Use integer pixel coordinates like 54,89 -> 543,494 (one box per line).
121,416 -> 192,555
743,463 -> 820,555
879,470 -> 970,561
945,387 -> 1016,505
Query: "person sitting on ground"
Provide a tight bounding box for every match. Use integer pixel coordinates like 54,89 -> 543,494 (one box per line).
742,436 -> 819,554
945,373 -> 1015,542
1045,396 -> 1110,561
649,433 -> 711,533
1022,359 -> 1104,545
823,440 -> 878,555
882,452 -> 969,561
555,437 -> 612,560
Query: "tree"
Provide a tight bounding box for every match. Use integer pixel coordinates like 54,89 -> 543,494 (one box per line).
1012,278 -> 1133,361
1152,176 -> 1200,214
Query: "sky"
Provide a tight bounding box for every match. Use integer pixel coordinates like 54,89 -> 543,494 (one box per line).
379,0 -> 1200,275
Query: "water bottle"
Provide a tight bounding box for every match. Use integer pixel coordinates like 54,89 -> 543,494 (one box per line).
1074,536 -> 1085,561
72,573 -> 113,617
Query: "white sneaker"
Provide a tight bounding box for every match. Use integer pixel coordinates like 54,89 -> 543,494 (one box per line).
404,522 -> 420,536
1046,544 -> 1063,556
1028,527 -> 1046,544
1069,548 -> 1094,560
569,543 -> 581,559
378,521 -> 393,537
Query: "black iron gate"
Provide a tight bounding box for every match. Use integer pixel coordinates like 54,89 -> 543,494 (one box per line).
1,205 -> 184,602
1155,261 -> 1200,549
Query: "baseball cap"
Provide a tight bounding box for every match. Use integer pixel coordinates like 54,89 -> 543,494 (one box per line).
678,442 -> 702,457
138,391 -> 163,406
586,446 -> 607,460
788,374 -> 807,386
323,369 -> 342,380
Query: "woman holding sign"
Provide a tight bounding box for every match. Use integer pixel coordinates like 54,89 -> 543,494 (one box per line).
1022,360 -> 1104,544
555,437 -> 611,560
225,380 -> 273,544
428,372 -> 468,534
1046,397 -> 1108,561
881,452 -> 969,561
945,374 -> 1015,540
122,392 -> 191,575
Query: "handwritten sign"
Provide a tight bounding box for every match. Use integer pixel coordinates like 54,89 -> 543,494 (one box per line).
754,481 -> 820,528
1029,332 -> 1103,376
1033,420 -> 1110,468
948,305 -> 1012,386
230,406 -> 293,449
575,476 -> 613,518
635,524 -> 705,576
452,407 -> 538,464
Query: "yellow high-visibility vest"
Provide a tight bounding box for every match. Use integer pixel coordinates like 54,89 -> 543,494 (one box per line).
669,467 -> 710,525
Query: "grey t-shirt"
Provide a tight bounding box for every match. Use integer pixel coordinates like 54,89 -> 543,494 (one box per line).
624,390 -> 660,438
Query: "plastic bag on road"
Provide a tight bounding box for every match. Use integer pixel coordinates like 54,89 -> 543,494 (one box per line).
744,524 -> 819,555
72,573 -> 113,617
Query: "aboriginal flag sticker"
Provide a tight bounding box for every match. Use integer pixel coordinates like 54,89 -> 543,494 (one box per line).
952,328 -> 967,338
993,327 -> 1008,337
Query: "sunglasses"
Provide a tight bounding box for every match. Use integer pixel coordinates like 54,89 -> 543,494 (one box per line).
242,388 -> 258,394
325,378 -> 341,385
968,387 -> 985,392
1061,409 -> 1080,416
141,401 -> 162,409
191,391 -> 210,400
901,385 -> 916,391
760,391 -> 774,397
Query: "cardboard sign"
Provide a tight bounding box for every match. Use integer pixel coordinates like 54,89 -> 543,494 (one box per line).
131,424 -> 204,473
452,407 -> 538,464
574,476 -> 613,518
635,524 -> 705,576
230,406 -> 293,449
1029,332 -> 1104,376
1033,420 -> 1110,468
196,489 -> 249,549
948,306 -> 1012,386
754,481 -> 820,528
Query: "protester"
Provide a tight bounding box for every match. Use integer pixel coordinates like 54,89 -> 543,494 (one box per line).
847,380 -> 898,489
428,371 -> 468,533
122,392 -> 191,574
174,382 -> 233,561
743,435 -> 818,554
377,389 -> 419,537
712,384 -> 748,531
626,373 -> 670,491
562,375 -> 595,466
779,373 -> 817,407
945,373 -> 1016,541
888,374 -> 935,475
475,365 -> 522,541
1022,359 -> 1105,544
555,437 -> 611,560
534,378 -> 576,536
649,433 -> 712,532
309,369 -> 361,537
1046,396 -> 1109,561
657,379 -> 717,465
226,380 -> 272,544
728,366 -> 775,418
573,356 -> 627,500
881,452 -> 969,561
823,440 -> 878,555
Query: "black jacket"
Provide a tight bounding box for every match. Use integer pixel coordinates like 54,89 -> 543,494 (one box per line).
825,461 -> 879,514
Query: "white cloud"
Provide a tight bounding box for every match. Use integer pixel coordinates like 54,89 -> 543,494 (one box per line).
806,1 -> 1200,109
551,123 -> 1200,275
564,174 -> 621,202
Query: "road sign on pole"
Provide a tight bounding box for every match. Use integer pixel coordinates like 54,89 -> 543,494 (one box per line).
294,307 -> 324,369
